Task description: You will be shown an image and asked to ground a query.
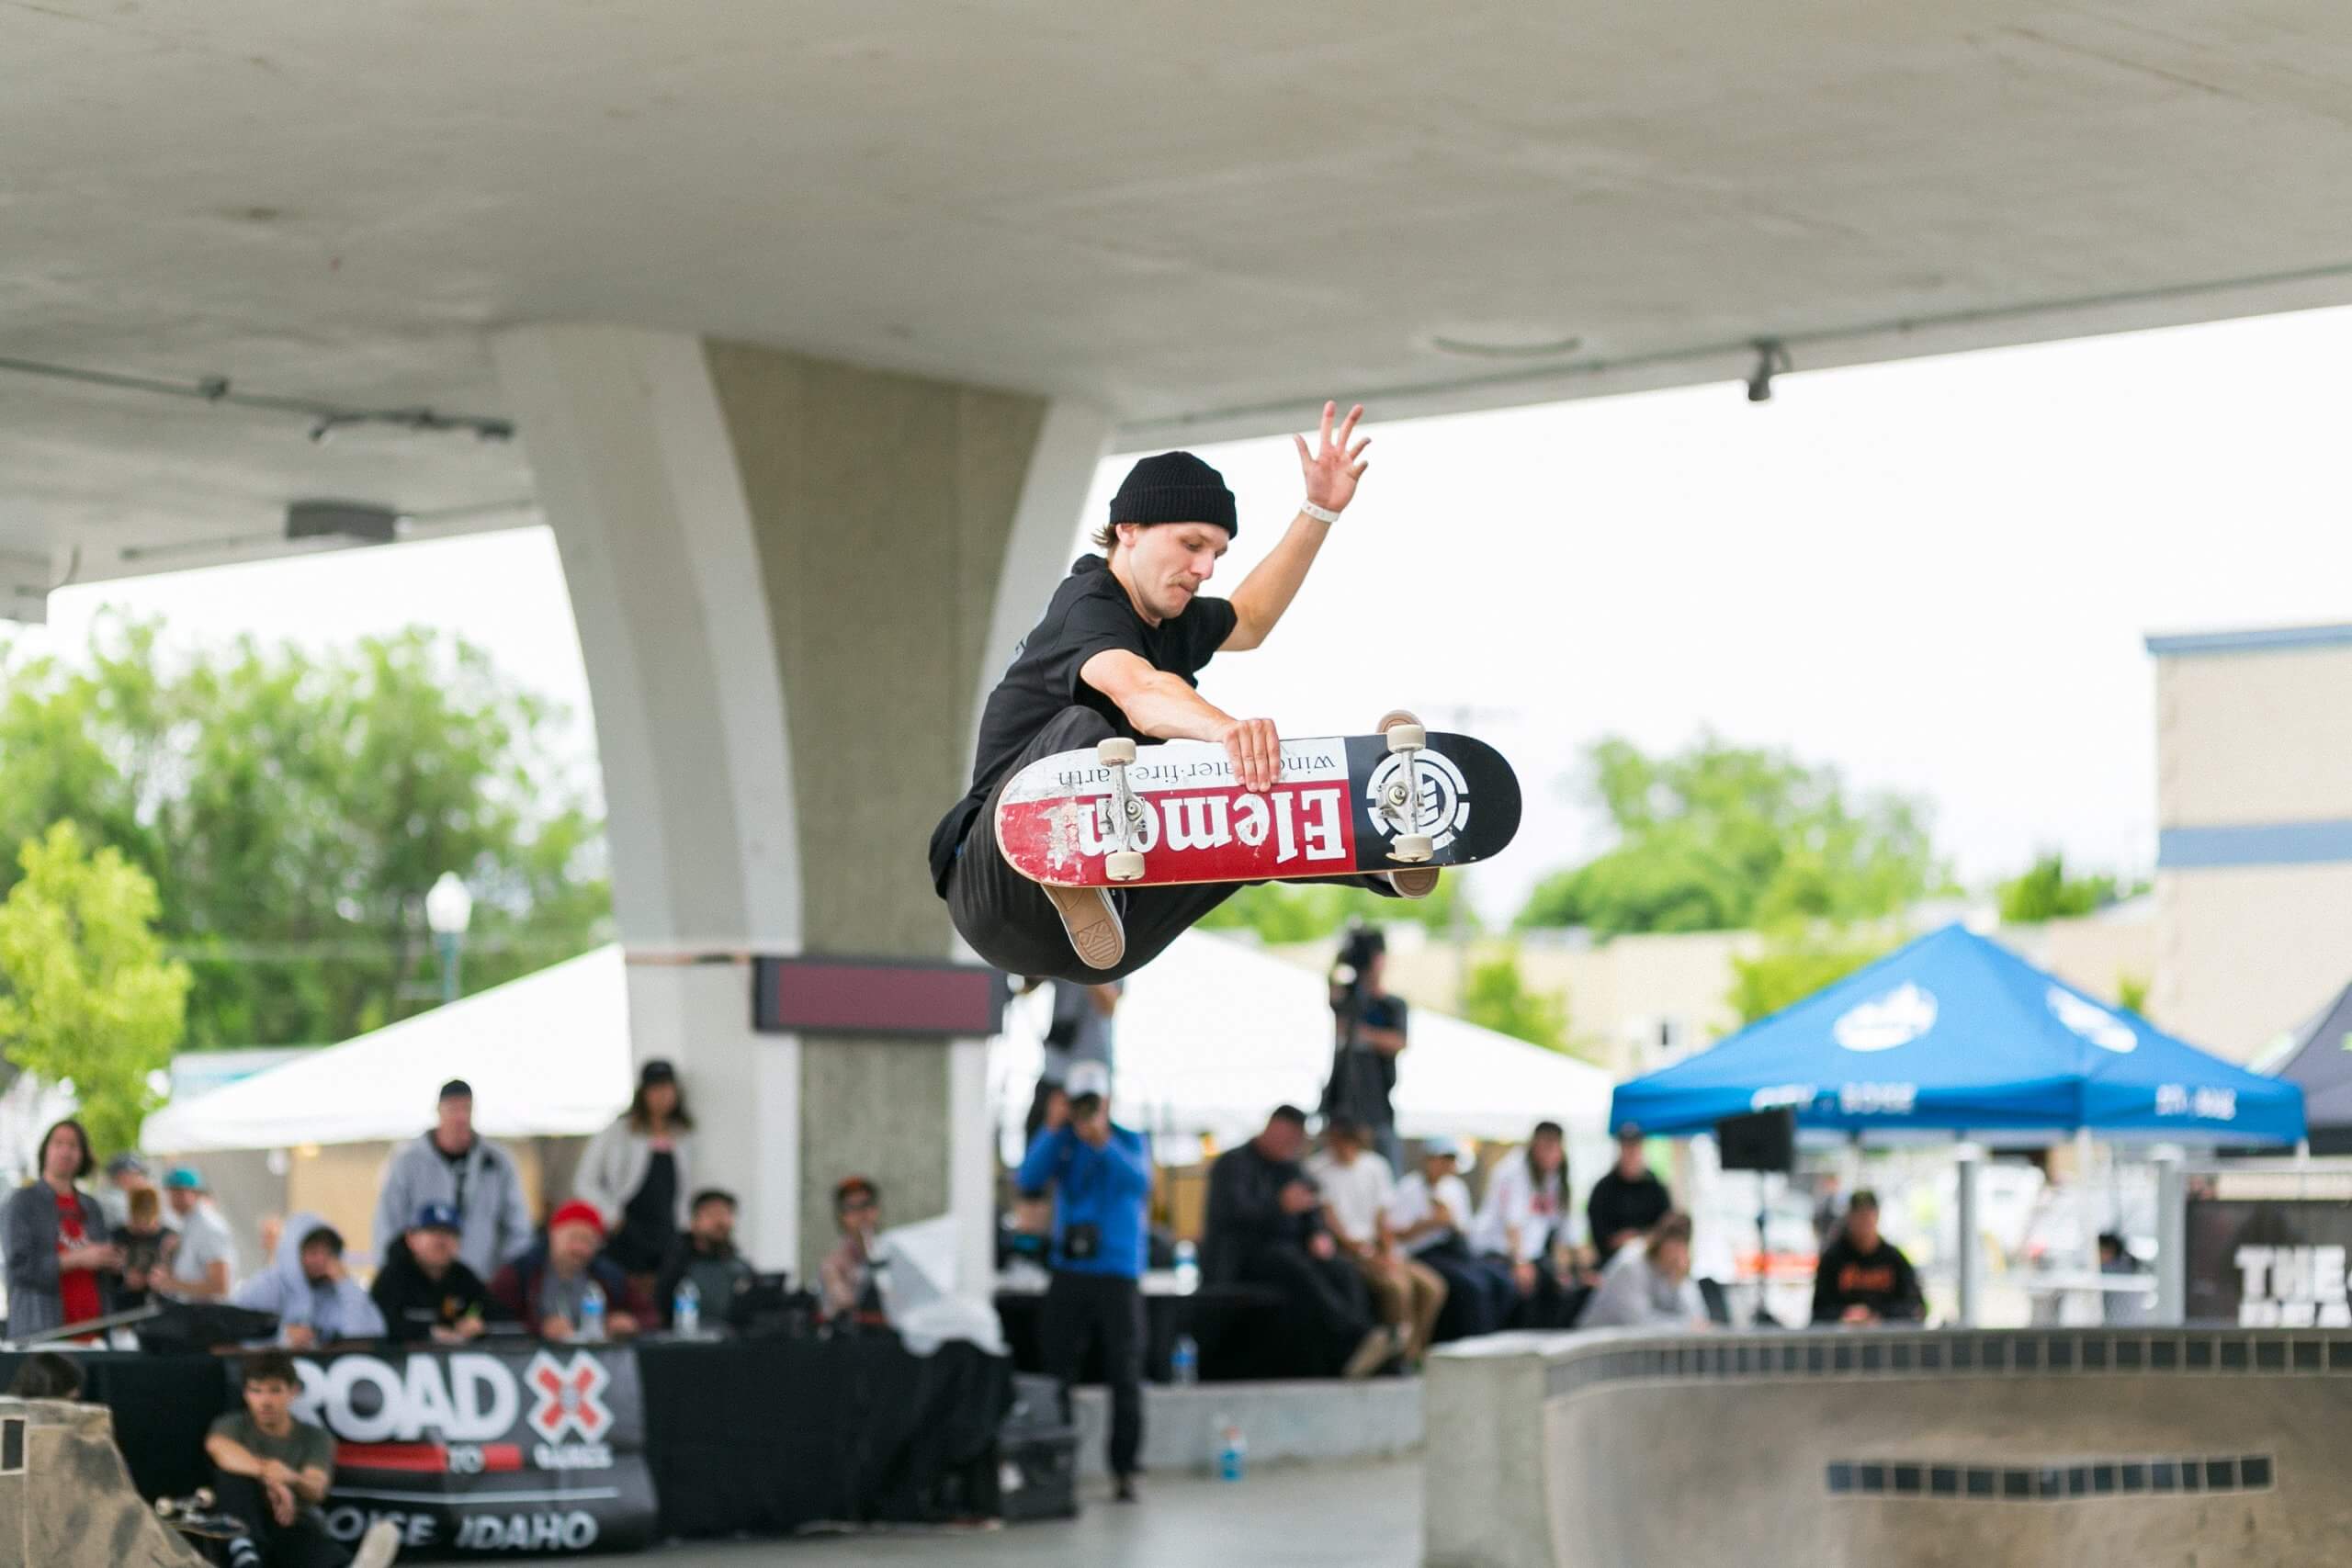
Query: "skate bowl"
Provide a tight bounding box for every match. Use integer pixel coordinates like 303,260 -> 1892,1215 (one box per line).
0,1397 -> 207,1568
1425,1326 -> 2352,1568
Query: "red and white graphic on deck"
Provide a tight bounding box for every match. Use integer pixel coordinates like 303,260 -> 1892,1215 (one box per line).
1000,739 -> 1355,884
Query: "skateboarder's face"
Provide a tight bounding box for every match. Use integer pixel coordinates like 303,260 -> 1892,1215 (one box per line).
243,1376 -> 294,1429
1117,522 -> 1228,623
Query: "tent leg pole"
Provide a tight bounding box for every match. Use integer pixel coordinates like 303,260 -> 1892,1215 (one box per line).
1955,1145 -> 1979,1327
2155,1149 -> 2186,1325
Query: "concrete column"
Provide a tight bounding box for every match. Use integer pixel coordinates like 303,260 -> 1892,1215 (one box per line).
495,325 -> 1107,1281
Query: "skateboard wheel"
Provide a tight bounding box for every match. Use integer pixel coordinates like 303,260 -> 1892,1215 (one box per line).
1385,724 -> 1425,753
1106,850 -> 1146,881
1391,833 -> 1435,863
1098,738 -> 1138,766
197,1490 -> 214,1508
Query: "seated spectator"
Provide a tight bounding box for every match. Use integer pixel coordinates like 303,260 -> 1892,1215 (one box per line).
370,1203 -> 491,1345
3,1119 -> 119,1342
6,1351 -> 85,1400
1580,1212 -> 1709,1331
654,1189 -> 757,1327
820,1178 -> 885,1323
372,1079 -> 533,1282
575,1059 -> 696,1292
206,1349 -> 401,1568
1309,1118 -> 1445,1368
1810,1190 -> 1923,1325
490,1201 -> 651,1340
112,1186 -> 171,1307
1387,1136 -> 1514,1340
158,1165 -> 238,1303
1470,1120 -> 1581,1328
1203,1106 -> 1390,1380
232,1215 -> 389,1348
1586,1123 -> 1672,1269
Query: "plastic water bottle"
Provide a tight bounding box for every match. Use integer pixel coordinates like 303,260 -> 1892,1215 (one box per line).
1216,1416 -> 1247,1483
579,1280 -> 607,1341
1170,1333 -> 1199,1386
1173,1239 -> 1200,1294
673,1277 -> 701,1338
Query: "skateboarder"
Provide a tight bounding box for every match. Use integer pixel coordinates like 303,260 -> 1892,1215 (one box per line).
929,401 -> 1430,981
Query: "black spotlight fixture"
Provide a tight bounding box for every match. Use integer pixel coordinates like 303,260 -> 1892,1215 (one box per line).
1747,339 -> 1792,402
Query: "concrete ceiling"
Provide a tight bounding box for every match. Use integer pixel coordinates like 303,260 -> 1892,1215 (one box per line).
10,1 -> 2352,592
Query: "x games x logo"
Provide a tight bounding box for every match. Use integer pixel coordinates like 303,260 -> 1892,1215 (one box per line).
523,1350 -> 611,1443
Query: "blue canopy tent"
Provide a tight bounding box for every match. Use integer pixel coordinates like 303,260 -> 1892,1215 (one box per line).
1611,924 -> 2305,1146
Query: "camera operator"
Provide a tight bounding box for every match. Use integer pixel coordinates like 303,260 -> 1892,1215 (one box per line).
1015,1061 -> 1152,1503
1322,925 -> 1409,1172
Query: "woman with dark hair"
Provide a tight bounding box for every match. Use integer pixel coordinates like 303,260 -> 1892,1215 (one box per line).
1470,1120 -> 1580,1328
574,1059 -> 697,1288
6,1350 -> 85,1400
3,1119 -> 120,1340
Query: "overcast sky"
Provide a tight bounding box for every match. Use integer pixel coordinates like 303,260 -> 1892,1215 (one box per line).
26,304 -> 2352,922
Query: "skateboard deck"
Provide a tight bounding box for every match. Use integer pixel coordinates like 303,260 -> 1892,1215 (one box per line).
155,1492 -> 246,1540
995,729 -> 1520,888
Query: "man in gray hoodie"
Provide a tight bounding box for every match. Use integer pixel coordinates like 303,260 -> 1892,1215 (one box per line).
370,1080 -> 533,1280
231,1216 -> 388,1348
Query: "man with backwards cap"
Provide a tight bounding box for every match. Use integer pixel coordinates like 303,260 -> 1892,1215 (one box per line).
929,403 -> 1432,981
158,1165 -> 238,1303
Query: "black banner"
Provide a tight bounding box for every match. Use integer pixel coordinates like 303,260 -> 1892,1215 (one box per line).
275,1344 -> 657,1556
2185,1173 -> 2352,1327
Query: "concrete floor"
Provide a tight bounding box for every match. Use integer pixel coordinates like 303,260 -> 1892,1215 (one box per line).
644,1460 -> 1423,1566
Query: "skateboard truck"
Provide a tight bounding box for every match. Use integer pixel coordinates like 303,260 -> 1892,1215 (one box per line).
1381,723 -> 1434,863
1096,738 -> 1147,881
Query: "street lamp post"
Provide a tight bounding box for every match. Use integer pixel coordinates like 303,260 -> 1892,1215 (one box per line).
424,872 -> 474,1006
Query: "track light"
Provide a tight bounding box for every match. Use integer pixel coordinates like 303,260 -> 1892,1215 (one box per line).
1747,339 -> 1792,402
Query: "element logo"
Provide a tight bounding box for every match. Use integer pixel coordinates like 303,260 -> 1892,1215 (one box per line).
524,1351 -> 611,1444
1363,747 -> 1471,851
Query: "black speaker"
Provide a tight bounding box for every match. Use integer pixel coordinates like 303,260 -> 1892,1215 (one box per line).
1715,1108 -> 1796,1173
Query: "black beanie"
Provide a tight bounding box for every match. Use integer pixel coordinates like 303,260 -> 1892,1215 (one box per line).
1107,452 -> 1238,536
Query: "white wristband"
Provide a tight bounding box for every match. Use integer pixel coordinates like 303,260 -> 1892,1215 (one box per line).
1300,501 -> 1342,524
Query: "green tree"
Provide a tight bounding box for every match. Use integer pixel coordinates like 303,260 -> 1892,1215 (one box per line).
1518,735 -> 1939,936
1198,874 -> 1477,944
1461,947 -> 1572,1055
0,822 -> 191,1153
0,614 -> 609,1047
1996,852 -> 2136,923
1726,927 -> 1898,1027
2114,973 -> 2151,1015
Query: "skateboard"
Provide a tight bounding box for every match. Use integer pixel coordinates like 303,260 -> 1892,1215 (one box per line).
995,723 -> 1520,888
155,1489 -> 248,1541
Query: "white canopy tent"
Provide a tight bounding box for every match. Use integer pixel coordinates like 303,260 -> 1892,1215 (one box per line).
994,930 -> 1615,1157
141,945 -> 633,1153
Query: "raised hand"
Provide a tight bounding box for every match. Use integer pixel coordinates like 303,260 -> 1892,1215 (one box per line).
1292,401 -> 1371,515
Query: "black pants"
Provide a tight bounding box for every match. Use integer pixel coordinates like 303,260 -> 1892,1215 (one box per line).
1238,1244 -> 1374,1376
1043,1269 -> 1146,1479
210,1472 -> 350,1568
947,705 -> 1398,984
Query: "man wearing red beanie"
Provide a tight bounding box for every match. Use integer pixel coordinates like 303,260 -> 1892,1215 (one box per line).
488,1200 -> 653,1339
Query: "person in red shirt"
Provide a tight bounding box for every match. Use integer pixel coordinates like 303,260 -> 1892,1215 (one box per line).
3,1120 -> 120,1340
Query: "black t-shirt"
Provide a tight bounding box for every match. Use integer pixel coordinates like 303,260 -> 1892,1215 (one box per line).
1810,1234 -> 1924,1323
1323,993 -> 1408,1131
609,1150 -> 679,1273
1586,1169 -> 1673,1263
927,555 -> 1238,894
369,1248 -> 492,1344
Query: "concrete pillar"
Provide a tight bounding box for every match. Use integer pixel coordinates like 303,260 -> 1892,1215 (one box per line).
494,325 -> 1108,1282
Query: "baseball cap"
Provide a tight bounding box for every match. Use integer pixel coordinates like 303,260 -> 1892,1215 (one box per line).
638,1058 -> 677,1087
162,1166 -> 206,1191
1420,1135 -> 1462,1161
1065,1062 -> 1112,1102
106,1153 -> 149,1178
438,1077 -> 473,1102
411,1201 -> 461,1234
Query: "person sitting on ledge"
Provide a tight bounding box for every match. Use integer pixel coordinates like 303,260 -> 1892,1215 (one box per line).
1809,1190 -> 1924,1326
490,1201 -> 651,1340
1578,1211 -> 1709,1332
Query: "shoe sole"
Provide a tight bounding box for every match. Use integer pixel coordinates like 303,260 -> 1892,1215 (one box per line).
1045,884 -> 1125,971
1377,709 -> 1442,899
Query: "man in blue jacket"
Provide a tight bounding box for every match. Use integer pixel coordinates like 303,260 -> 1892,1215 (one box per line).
1016,1060 -> 1152,1502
